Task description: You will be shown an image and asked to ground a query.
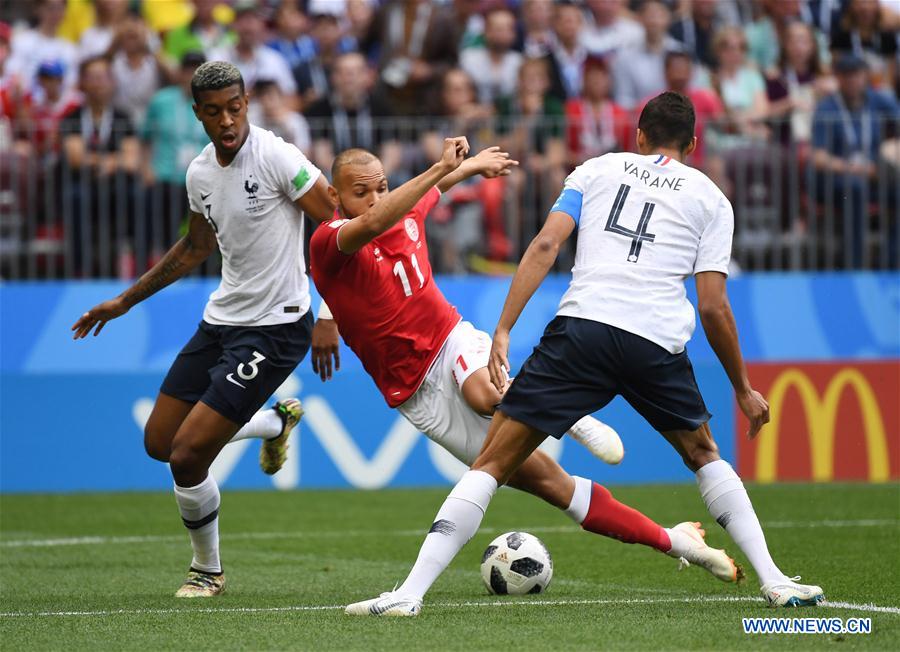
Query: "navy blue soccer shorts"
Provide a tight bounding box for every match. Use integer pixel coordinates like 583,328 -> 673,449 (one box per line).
159,311 -> 314,425
500,316 -> 711,437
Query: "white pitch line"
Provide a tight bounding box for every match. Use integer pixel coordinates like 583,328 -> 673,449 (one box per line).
822,601 -> 900,615
764,519 -> 899,529
2,519 -> 897,549
1,595 -> 898,619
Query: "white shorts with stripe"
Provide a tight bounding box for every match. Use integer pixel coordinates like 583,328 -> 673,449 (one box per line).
398,320 -> 492,465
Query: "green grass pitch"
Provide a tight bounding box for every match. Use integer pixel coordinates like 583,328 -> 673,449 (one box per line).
1,483 -> 898,650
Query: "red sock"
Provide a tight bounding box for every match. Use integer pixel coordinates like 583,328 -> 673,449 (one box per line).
581,483 -> 671,552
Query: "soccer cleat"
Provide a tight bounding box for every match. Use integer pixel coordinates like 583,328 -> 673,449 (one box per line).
667,521 -> 744,583
344,591 -> 422,617
260,398 -> 303,475
174,569 -> 226,598
761,577 -> 825,608
566,416 -> 624,465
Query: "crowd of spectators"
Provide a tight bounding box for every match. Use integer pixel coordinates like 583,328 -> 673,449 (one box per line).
1,0 -> 898,276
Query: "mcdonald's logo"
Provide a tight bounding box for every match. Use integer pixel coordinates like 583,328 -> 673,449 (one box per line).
737,362 -> 900,483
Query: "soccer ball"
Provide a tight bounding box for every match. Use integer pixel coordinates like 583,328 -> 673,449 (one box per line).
480,531 -> 553,595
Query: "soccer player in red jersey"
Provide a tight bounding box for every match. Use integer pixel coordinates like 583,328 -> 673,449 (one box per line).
309,138 -> 741,616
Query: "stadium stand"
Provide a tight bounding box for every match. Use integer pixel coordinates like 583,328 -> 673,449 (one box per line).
1,0 -> 897,278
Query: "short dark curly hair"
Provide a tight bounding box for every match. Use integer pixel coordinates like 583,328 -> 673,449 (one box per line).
191,61 -> 245,103
637,91 -> 696,153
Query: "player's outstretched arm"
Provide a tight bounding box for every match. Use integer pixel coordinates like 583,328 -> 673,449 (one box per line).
71,211 -> 217,339
695,271 -> 770,439
436,146 -> 518,193
488,212 -> 575,391
337,137 -> 469,254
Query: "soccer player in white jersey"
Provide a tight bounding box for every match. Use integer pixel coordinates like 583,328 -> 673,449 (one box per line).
312,144 -> 743,595
71,62 -> 335,597
347,92 -> 825,616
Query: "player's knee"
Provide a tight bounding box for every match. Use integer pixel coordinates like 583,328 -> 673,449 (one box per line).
470,458 -> 509,486
462,373 -> 502,416
683,439 -> 720,472
143,425 -> 171,462
466,392 -> 498,417
168,444 -> 203,477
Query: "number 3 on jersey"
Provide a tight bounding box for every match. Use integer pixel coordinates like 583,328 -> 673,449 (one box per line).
393,253 -> 425,297
604,184 -> 656,263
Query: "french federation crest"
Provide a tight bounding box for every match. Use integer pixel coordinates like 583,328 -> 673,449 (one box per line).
404,218 -> 419,241
244,178 -> 259,199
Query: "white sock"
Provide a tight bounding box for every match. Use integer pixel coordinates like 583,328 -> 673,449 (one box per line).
229,408 -> 282,443
174,475 -> 222,574
396,470 -> 498,600
663,526 -> 692,558
563,475 -> 592,524
696,459 -> 787,586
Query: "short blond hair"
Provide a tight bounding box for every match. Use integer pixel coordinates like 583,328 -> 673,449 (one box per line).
332,148 -> 380,183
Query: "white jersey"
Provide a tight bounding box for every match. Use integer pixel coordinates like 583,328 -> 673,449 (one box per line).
556,152 -> 733,354
186,125 -> 322,326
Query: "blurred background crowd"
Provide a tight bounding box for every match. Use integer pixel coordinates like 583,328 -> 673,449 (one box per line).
0,0 -> 898,279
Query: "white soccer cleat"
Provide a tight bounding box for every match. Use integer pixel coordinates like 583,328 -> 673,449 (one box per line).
761,577 -> 825,608
566,416 -> 624,465
667,521 -> 744,583
344,591 -> 422,617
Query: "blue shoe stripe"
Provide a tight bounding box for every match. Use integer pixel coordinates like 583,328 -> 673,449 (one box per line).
784,594 -> 825,607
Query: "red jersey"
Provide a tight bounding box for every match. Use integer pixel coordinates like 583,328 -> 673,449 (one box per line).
310,187 -> 461,407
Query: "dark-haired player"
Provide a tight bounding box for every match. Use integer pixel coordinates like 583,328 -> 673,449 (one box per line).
71,62 -> 335,597
313,147 -> 625,465
348,92 -> 824,616
314,140 -> 746,617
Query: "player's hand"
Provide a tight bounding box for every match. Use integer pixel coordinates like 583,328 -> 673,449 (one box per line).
488,329 -> 511,393
472,146 -> 519,179
440,136 -> 469,172
71,297 -> 129,339
737,388 -> 770,439
311,318 -> 341,382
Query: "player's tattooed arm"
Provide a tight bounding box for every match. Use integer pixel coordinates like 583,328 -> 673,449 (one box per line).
436,146 -> 518,193
71,212 -> 217,339
488,211 -> 575,391
121,211 -> 216,306
696,271 -> 770,439
337,137 -> 469,254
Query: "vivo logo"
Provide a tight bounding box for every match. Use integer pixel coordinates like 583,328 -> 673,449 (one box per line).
131,374 -> 562,489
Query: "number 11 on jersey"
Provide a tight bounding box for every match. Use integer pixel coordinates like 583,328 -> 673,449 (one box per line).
393,254 -> 425,297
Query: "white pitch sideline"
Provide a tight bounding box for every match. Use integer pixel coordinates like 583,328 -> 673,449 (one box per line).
1,518 -> 897,549
1,595 -> 898,619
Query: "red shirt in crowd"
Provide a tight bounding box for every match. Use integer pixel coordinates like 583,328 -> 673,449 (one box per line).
565,98 -> 632,161
22,90 -> 80,153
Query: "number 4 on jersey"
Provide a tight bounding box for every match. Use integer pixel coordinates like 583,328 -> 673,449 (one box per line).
604,184 -> 656,263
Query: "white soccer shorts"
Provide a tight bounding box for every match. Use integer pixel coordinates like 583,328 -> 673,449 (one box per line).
398,320 -> 493,465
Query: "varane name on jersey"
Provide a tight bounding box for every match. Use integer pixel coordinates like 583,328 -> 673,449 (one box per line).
551,152 -> 734,354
